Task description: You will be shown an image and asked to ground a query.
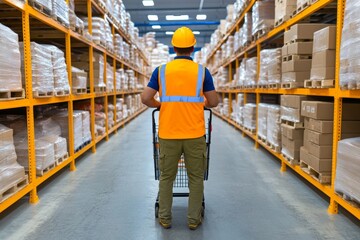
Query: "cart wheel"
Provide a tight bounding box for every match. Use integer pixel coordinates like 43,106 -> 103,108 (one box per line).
155,202 -> 159,218
201,202 -> 205,217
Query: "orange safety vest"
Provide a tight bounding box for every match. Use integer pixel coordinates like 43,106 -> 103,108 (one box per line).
158,59 -> 205,139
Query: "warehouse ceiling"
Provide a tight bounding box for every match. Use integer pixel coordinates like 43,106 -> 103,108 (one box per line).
122,0 -> 234,51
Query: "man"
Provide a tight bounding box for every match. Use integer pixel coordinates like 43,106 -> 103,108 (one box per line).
141,26 -> 219,230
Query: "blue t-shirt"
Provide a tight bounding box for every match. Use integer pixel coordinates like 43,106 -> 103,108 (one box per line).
147,56 -> 215,92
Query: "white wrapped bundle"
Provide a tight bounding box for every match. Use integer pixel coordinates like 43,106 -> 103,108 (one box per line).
267,105 -> 281,150
35,117 -> 62,140
83,17 -> 106,45
94,53 -> 105,88
245,57 -> 258,86
335,137 -> 360,203
41,135 -> 67,159
116,69 -> 124,90
107,63 -> 114,92
244,103 -> 257,131
252,0 -> 275,35
259,48 -> 282,85
79,111 -> 91,143
241,13 -> 252,47
114,34 -> 124,58
52,0 -> 69,26
0,23 -> 22,91
281,106 -> 302,122
340,0 -> 360,89
0,125 -> 22,168
258,104 -> 269,140
71,67 -> 87,90
238,60 -> 246,86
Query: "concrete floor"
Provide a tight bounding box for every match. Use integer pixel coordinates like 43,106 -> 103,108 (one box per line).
0,109 -> 359,240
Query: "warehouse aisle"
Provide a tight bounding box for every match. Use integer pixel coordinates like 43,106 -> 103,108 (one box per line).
0,109 -> 359,240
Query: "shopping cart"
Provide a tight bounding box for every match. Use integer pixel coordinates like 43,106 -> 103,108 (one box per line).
152,108 -> 212,218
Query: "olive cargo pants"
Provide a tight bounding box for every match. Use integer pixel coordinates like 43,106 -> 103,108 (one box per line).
158,136 -> 207,225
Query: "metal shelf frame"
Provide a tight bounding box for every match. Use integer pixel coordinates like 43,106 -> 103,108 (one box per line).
207,0 -> 360,220
0,0 -> 148,213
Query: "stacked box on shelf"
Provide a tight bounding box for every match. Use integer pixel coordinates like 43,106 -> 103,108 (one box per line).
225,4 -> 235,32
20,42 -> 54,97
214,67 -> 229,89
71,67 -> 87,94
340,0 -> 360,90
0,23 -> 23,98
115,98 -> 123,122
306,26 -> 336,88
281,24 -> 330,89
244,57 -> 257,87
29,0 -> 52,15
267,105 -> 282,152
275,0 -> 296,26
68,0 -> 84,34
95,104 -> 106,137
232,94 -> 244,125
104,19 -> 114,53
107,104 -> 115,129
252,0 -> 275,39
106,63 -> 114,92
0,124 -> 27,202
83,17 -> 106,47
244,103 -> 257,133
281,95 -> 307,164
259,48 -> 282,88
51,0 -> 69,27
240,13 -> 252,49
258,104 -> 269,142
296,0 -> 312,13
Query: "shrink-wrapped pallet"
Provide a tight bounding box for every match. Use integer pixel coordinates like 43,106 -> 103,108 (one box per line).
258,104 -> 269,140
71,67 -> 87,90
252,0 -> 275,36
83,17 -> 106,46
335,137 -> 360,203
107,63 -> 114,92
244,103 -> 257,131
114,34 -> 124,58
20,42 -> 54,95
44,45 -> 70,94
259,48 -> 282,85
240,13 -> 253,47
72,52 -> 105,88
107,105 -> 115,128
340,0 -> 360,89
267,105 -> 281,150
52,0 -> 69,27
77,110 -> 91,143
244,57 -> 258,86
275,0 -> 296,26
0,23 -> 22,91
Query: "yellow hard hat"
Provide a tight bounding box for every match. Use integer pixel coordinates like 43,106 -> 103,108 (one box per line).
171,27 -> 197,48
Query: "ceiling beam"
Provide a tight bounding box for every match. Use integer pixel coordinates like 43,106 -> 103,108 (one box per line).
126,7 -> 225,12
135,21 -> 220,27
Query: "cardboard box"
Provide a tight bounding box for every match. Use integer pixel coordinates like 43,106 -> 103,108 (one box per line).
282,71 -> 310,83
282,134 -> 302,159
301,101 -> 334,120
308,153 -> 332,172
310,67 -> 335,80
300,146 -> 310,164
312,50 -> 336,68
282,124 -> 304,140
308,141 -> 332,158
281,95 -> 308,109
343,103 -> 360,121
304,129 -> 311,150
282,45 -> 288,57
281,107 -> 303,123
286,24 -> 332,42
282,59 -> 312,72
288,42 -> 313,55
307,129 -> 333,145
313,26 -> 336,53
305,118 -> 333,133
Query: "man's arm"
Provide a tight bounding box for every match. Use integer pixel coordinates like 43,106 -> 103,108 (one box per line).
204,90 -> 219,108
141,87 -> 161,108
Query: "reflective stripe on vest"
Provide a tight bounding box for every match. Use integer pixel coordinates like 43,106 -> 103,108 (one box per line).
159,63 -> 204,103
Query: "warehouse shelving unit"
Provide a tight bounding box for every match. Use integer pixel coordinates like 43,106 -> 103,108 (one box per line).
0,0 -> 148,213
206,0 -> 360,220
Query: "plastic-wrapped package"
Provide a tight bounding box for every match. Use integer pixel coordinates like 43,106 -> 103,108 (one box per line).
20,42 -> 54,95
281,106 -> 302,122
258,104 -> 269,140
107,63 -> 114,92
335,137 -> 360,203
238,60 -> 247,86
108,110 -> 114,129
0,23 -> 22,91
241,13 -> 253,47
44,45 -> 70,94
259,48 -> 282,85
95,111 -> 106,136
252,0 -> 275,36
83,17 -> 106,46
244,103 -> 257,131
267,105 -> 281,150
76,110 -> 91,144
340,0 -> 360,89
114,34 -> 124,58
71,67 -> 87,91
0,125 -> 21,168
116,69 -> 124,90
126,70 -> 135,90
35,117 -> 61,140
245,57 -> 258,86
41,135 -> 67,159
52,0 -> 69,27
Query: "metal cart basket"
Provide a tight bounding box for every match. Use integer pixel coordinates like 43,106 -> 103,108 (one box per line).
152,108 -> 212,218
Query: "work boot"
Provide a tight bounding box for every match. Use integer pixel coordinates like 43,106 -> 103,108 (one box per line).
188,219 -> 202,230
159,219 -> 171,229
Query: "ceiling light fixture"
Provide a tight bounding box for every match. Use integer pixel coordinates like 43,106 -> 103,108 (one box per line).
193,31 -> 200,35
152,25 -> 161,29
196,14 -> 207,20
165,31 -> 174,35
147,15 -> 158,21
142,0 -> 154,6
165,15 -> 189,21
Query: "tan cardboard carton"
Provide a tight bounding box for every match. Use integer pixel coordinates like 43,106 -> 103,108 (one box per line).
282,71 -> 310,83
288,42 -> 313,55
305,118 -> 333,133
281,124 -> 304,140
304,129 -> 311,150
301,101 -> 334,120
286,24 -> 332,42
308,153 -> 332,172
343,103 -> 360,121
310,67 -> 335,80
281,95 -> 308,109
312,50 -> 336,68
313,26 -> 336,53
282,45 -> 288,57
308,141 -> 332,158
282,59 -> 312,72
282,134 -> 303,150
300,146 -> 310,165
307,129 -> 333,145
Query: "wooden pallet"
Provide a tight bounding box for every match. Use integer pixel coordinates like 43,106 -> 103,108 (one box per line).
33,90 -> 55,98
94,0 -> 107,12
244,126 -> 256,134
304,79 -> 335,89
52,15 -> 70,28
252,27 -> 272,42
55,152 -> 69,166
28,161 -> 57,176
337,192 -> 360,208
258,135 -> 267,144
300,160 -> 331,184
275,14 -> 292,27
268,83 -> 281,89
285,38 -> 313,45
282,54 -> 312,62
244,84 -> 257,89
55,89 -> 70,97
75,140 -> 91,153
281,119 -> 304,128
0,175 -> 28,203
72,88 -> 87,94
88,86 -> 107,93
266,141 -> 281,153
340,82 -> 360,90
281,82 -> 304,89
28,0 -> 51,17
0,89 -> 25,101
257,83 -> 268,89
282,152 -> 299,166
